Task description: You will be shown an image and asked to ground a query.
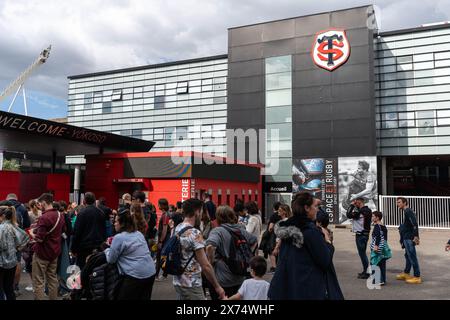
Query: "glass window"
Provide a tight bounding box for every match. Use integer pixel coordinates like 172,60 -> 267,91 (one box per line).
189,80 -> 201,87
214,83 -> 226,91
398,111 -> 415,127
84,92 -> 93,108
102,102 -> 112,114
438,118 -> 450,126
398,112 -> 414,120
155,96 -> 165,109
133,87 -> 143,98
398,119 -> 415,127
164,127 -> 175,146
202,79 -> 213,86
434,51 -> 450,60
265,174 -> 293,183
266,123 -> 292,140
131,129 -> 142,139
266,89 -> 292,107
437,109 -> 450,118
381,120 -> 398,129
414,53 -> 433,62
396,55 -> 413,64
382,112 -> 398,121
266,106 -> 292,124
435,60 -> 450,68
414,61 -> 434,70
265,56 -> 291,74
176,126 -> 188,141
417,111 -> 435,135
176,81 -> 189,94
396,63 -> 413,71
103,90 -> 113,102
144,85 -> 154,92
213,77 -> 226,84
213,97 -> 226,104
418,122 -> 435,135
93,91 -> 103,103
121,130 -> 131,136
201,79 -> 213,92
416,110 -> 435,119
111,89 -> 122,101
155,84 -> 165,91
266,72 -> 292,90
166,82 -> 177,90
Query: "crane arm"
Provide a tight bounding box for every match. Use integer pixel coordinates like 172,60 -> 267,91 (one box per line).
0,45 -> 51,103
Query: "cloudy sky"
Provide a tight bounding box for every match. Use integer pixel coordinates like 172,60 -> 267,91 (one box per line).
0,0 -> 449,119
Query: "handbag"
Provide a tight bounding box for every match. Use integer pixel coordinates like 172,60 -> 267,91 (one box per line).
381,243 -> 392,260
12,224 -> 30,251
370,227 -> 392,265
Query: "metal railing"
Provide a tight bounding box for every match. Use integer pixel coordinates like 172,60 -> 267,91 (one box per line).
378,195 -> 450,229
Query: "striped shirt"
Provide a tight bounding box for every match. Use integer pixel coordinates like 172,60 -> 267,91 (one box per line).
370,224 -> 388,252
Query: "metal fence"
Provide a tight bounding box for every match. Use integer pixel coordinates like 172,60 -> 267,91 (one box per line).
378,195 -> 450,230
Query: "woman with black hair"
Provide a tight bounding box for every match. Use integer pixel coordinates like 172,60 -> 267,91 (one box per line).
105,210 -> 156,300
268,192 -> 344,300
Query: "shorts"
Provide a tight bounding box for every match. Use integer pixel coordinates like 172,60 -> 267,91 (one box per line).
174,285 -> 205,300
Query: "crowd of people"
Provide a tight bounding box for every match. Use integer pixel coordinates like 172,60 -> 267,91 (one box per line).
346,196 -> 423,285
1,190 -> 449,301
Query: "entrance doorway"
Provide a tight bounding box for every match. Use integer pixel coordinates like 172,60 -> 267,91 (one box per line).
264,193 -> 292,222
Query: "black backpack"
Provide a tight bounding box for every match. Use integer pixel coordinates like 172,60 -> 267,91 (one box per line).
220,225 -> 254,276
161,226 -> 195,276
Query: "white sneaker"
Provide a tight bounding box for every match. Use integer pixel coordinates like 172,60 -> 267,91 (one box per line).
155,275 -> 165,282
25,286 -> 33,292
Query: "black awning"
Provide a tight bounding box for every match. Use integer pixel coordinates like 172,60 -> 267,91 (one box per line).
0,111 -> 154,156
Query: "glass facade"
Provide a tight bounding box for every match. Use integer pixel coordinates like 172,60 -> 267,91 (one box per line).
67,57 -> 228,155
375,27 -> 450,155
66,24 -> 450,163
265,55 -> 292,182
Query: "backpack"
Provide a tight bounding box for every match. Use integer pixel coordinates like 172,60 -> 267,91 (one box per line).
161,226 -> 195,276
220,225 -> 254,276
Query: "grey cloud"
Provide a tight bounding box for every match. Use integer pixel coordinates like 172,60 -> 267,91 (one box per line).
0,0 -> 448,102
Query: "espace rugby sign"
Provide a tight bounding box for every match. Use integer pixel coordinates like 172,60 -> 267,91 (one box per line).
312,29 -> 350,71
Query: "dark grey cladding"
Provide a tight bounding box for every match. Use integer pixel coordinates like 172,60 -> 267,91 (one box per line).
227,5 -> 377,161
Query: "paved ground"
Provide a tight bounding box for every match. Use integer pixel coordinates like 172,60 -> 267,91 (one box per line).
17,227 -> 450,300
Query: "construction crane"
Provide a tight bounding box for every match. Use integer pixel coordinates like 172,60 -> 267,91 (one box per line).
0,45 -> 51,115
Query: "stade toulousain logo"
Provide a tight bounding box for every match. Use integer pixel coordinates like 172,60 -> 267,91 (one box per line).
312,29 -> 351,71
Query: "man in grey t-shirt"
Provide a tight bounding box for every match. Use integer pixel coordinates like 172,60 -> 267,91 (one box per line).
205,206 -> 257,300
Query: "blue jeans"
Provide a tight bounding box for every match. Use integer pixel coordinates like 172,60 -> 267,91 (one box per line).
403,239 -> 421,277
377,259 -> 387,283
356,234 -> 369,273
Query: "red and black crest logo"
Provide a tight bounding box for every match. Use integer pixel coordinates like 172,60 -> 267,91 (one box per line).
312,29 -> 350,71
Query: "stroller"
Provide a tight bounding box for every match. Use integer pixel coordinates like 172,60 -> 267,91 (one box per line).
70,251 -> 120,300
